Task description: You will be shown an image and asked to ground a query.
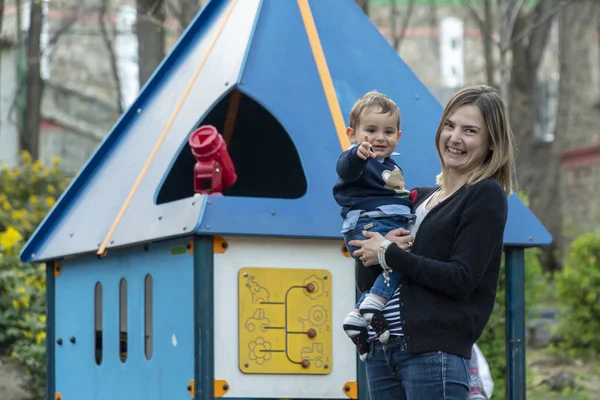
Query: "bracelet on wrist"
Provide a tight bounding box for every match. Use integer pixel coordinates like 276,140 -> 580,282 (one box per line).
378,240 -> 392,286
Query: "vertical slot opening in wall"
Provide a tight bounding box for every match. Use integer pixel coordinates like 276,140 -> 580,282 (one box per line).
94,282 -> 102,365
119,278 -> 128,363
144,274 -> 153,360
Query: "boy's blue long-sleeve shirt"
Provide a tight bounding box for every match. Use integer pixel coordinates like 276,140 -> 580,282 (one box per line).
333,146 -> 414,220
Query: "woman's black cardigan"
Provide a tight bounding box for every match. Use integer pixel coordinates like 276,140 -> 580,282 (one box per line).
355,178 -> 508,358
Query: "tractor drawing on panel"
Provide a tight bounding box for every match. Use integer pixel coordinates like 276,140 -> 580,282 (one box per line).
20,1 -> 550,399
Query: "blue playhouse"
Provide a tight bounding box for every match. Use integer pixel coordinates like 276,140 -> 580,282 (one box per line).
20,0 -> 550,399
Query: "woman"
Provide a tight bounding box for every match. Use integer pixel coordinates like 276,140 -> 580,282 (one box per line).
349,85 -> 514,400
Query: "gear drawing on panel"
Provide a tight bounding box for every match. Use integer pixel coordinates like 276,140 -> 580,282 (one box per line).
303,274 -> 324,300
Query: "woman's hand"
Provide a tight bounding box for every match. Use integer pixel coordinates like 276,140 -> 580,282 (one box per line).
385,228 -> 415,252
348,231 -> 386,267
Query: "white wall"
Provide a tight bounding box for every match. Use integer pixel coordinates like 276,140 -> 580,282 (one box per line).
0,47 -> 20,167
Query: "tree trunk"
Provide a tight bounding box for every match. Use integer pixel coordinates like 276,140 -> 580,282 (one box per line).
15,0 -> 21,44
482,0 -> 494,84
0,0 -> 5,36
597,10 -> 600,109
174,0 -> 201,32
396,0 -> 415,52
23,0 -> 44,159
557,1 -> 600,245
497,0 -> 524,109
389,0 -> 415,52
508,0 -> 561,271
99,0 -> 124,113
389,0 -> 397,48
137,0 -> 165,87
425,0 -> 439,60
464,0 -> 496,84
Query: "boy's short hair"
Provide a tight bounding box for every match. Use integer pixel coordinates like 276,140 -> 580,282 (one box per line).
349,90 -> 402,130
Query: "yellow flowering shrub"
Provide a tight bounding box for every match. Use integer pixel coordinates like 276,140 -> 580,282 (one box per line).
0,151 -> 70,398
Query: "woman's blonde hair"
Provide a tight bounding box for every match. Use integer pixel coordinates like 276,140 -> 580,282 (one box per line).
435,85 -> 515,194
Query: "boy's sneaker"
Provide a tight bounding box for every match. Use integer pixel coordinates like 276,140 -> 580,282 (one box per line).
360,308 -> 390,344
343,311 -> 371,361
343,323 -> 371,361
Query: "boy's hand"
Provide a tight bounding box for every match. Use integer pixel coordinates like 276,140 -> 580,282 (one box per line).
356,139 -> 374,160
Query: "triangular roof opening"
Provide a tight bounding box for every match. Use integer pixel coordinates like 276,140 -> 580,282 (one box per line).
157,88 -> 307,204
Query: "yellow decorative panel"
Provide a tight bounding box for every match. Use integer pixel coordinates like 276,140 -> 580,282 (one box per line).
238,268 -> 332,374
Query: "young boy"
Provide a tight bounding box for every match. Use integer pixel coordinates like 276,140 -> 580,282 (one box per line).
333,91 -> 415,361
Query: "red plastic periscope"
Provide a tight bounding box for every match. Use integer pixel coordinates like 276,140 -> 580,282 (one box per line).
188,125 -> 237,195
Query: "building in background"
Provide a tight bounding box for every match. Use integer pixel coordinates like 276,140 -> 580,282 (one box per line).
0,37 -> 20,167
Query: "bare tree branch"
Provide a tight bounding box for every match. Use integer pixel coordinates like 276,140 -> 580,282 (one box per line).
44,4 -> 82,54
597,4 -> 600,108
510,0 -> 572,67
495,0 -> 571,105
497,0 -> 527,107
505,0 -> 524,44
138,0 -> 165,27
6,0 -> 23,139
165,0 -> 201,32
465,1 -> 484,29
0,0 -> 5,36
99,0 -> 124,114
426,0 -> 439,59
137,0 -> 165,86
17,9 -> 81,68
389,0 -> 398,47
393,0 -> 415,51
355,0 -> 369,15
499,0 -> 525,52
7,1 -> 81,141
23,0 -> 44,158
527,0 -> 597,271
164,0 -> 184,30
465,0 -> 501,46
482,0 -> 495,84
464,0 -> 497,83
16,0 -> 21,44
524,0 -> 564,73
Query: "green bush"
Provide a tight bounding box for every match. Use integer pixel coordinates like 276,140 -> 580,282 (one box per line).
0,152 -> 70,399
477,248 -> 548,400
554,233 -> 600,357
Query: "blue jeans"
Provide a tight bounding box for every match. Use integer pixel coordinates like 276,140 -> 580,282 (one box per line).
366,336 -> 470,400
344,216 -> 409,305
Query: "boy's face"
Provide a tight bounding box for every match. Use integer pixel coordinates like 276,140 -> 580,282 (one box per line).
347,109 -> 401,158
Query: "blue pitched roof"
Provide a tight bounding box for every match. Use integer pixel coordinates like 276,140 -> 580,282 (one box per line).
20,0 -> 550,263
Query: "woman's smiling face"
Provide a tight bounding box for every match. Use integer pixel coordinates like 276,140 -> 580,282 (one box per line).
437,104 -> 491,177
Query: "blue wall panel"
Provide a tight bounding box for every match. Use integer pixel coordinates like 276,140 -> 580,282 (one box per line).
54,237 -> 194,399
